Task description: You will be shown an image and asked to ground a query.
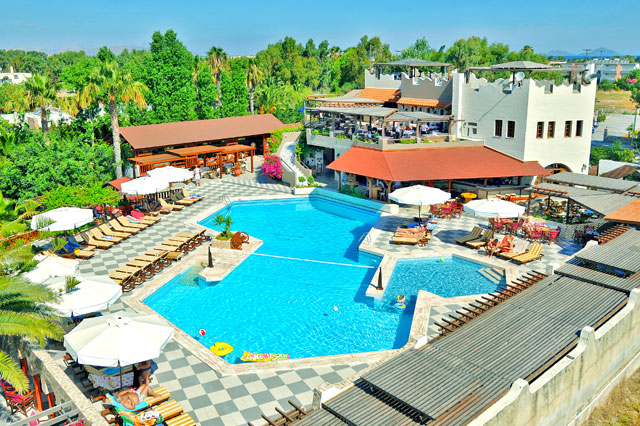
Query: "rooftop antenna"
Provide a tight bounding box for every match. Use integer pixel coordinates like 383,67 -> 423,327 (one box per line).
583,48 -> 591,60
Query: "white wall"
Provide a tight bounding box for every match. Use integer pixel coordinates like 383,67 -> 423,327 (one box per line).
452,73 -> 596,174
364,70 -> 402,89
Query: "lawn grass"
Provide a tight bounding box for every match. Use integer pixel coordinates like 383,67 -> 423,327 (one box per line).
584,366 -> 640,426
596,90 -> 637,113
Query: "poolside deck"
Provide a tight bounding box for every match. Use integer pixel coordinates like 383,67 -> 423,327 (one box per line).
56,176 -> 583,425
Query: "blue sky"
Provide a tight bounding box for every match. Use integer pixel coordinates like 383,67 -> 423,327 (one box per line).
1,0 -> 637,56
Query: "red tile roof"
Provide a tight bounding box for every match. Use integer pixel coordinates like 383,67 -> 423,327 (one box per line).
359,88 -> 400,103
105,177 -> 132,190
119,114 -> 284,150
397,98 -> 452,108
327,146 -> 548,182
605,198 -> 640,225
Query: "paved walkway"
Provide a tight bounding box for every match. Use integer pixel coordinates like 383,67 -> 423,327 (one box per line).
56,176 -> 583,425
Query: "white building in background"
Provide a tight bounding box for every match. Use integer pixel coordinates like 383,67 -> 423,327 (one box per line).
0,66 -> 32,85
585,58 -> 640,82
451,67 -> 596,174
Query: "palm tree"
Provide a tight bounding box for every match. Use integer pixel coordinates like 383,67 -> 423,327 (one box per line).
0,276 -> 63,393
246,63 -> 264,115
206,46 -> 229,106
24,74 -> 58,133
80,61 -> 147,179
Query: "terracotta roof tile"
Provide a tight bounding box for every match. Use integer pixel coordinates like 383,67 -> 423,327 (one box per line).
605,198 -> 640,225
327,146 -> 548,182
120,114 -> 284,150
601,165 -> 638,179
105,177 -> 132,190
397,98 -> 452,108
358,88 -> 400,103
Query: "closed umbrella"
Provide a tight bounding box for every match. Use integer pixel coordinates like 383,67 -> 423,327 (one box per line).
31,207 -> 94,231
463,198 -> 525,218
120,176 -> 169,196
64,311 -> 173,367
389,185 -> 451,220
147,166 -> 194,183
42,275 -> 122,317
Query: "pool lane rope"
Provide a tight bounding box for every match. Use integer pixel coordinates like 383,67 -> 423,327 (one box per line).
249,252 -> 376,268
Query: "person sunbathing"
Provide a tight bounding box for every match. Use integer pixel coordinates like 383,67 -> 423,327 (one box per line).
117,384 -> 159,410
485,238 -> 500,258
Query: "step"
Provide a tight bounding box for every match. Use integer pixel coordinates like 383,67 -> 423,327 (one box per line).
478,267 -> 505,284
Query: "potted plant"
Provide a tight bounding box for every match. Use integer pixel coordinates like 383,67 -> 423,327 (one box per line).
233,163 -> 242,177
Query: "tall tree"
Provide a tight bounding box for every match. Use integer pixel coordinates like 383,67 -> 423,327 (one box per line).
80,61 -> 147,178
96,46 -> 116,63
0,276 -> 63,393
194,57 -> 216,119
218,62 -> 249,117
207,46 -> 229,107
24,74 -> 58,133
146,30 -> 197,123
246,62 -> 264,115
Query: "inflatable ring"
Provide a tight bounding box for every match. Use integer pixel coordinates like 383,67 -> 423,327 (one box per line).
210,342 -> 233,357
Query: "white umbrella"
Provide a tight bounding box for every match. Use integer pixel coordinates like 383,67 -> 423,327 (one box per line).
64,311 -> 173,367
30,207 -> 94,231
24,255 -> 79,282
147,166 -> 194,183
120,176 -> 169,195
463,198 -> 525,218
42,275 -> 122,317
389,185 -> 451,220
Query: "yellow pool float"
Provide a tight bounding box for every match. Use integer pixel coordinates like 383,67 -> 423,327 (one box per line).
210,342 -> 233,356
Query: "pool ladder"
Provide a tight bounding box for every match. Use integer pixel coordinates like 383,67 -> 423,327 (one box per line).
357,232 -> 372,245
220,195 -> 232,205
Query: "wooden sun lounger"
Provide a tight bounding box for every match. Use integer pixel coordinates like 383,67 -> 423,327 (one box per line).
159,198 -> 184,211
117,216 -> 148,230
108,271 -> 137,291
98,224 -> 131,239
101,386 -> 171,424
455,226 -> 483,244
88,228 -> 123,243
152,247 -> 185,260
109,219 -> 140,234
144,399 -> 183,421
171,194 -> 195,206
182,188 -> 204,201
131,213 -> 161,223
497,240 -> 529,259
512,243 -> 544,264
165,413 -> 196,426
83,234 -> 114,249
466,229 -> 495,248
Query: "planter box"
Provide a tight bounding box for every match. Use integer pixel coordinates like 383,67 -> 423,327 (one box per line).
210,238 -> 231,249
293,187 -> 317,195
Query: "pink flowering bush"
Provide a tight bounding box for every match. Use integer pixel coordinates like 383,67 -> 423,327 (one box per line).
262,154 -> 283,180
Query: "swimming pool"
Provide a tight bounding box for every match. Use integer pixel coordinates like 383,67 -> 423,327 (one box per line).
144,198 -> 498,362
386,257 -> 503,300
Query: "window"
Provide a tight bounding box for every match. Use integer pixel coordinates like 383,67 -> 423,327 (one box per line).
507,121 -> 515,138
536,122 -> 544,139
494,120 -> 503,137
565,121 -> 572,138
576,120 -> 583,137
548,121 -> 555,138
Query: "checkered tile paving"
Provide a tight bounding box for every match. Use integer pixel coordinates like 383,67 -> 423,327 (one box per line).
59,176 -> 584,425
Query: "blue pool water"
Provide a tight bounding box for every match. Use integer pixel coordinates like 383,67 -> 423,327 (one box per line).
144,198 -> 496,362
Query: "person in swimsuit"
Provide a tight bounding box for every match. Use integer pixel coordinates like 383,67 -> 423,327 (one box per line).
136,360 -> 152,386
117,383 -> 158,410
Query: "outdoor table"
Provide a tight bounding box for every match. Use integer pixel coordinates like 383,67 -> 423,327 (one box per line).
461,192 -> 477,203
87,370 -> 134,391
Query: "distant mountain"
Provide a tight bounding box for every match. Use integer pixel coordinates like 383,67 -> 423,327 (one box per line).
547,47 -> 622,58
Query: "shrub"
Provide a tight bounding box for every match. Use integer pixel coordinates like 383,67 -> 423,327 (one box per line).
262,154 -> 283,180
307,176 -> 315,184
298,176 -> 306,183
597,114 -> 607,122
339,186 -> 366,199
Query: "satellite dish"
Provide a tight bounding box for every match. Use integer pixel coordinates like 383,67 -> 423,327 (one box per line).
514,72 -> 525,82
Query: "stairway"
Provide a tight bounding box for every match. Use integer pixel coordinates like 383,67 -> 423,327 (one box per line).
478,267 -> 505,284
281,140 -> 307,183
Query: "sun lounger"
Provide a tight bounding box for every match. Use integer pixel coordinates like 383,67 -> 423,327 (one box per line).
159,198 -> 184,211
81,232 -> 115,249
88,228 -> 123,243
392,228 -> 428,245
455,226 -> 483,244
118,216 -> 148,230
98,223 -> 131,239
108,271 -> 138,291
512,243 -> 544,264
497,239 -> 529,259
144,399 -> 183,421
182,188 -> 203,201
109,219 -> 140,234
170,193 -> 195,206
153,245 -> 187,259
131,210 -> 162,223
466,229 -> 495,248
165,413 -> 196,426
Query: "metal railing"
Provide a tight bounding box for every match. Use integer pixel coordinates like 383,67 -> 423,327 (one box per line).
9,401 -> 80,426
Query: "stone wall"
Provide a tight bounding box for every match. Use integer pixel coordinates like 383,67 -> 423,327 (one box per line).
470,289 -> 640,426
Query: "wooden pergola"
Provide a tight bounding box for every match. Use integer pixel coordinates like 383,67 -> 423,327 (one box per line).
128,153 -> 183,176
167,145 -> 225,168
